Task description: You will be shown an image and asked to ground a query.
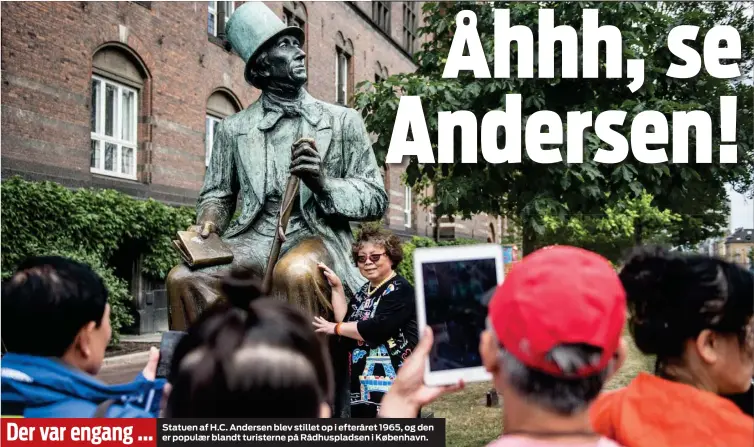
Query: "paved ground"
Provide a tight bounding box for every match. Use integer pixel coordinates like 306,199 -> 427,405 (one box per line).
99,335 -> 162,384
97,351 -> 150,385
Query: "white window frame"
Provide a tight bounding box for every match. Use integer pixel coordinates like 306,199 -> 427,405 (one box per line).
404,185 -> 412,228
208,1 -> 235,37
335,48 -> 349,105
205,115 -> 223,167
90,75 -> 138,180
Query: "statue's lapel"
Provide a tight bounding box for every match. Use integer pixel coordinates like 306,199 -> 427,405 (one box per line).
240,103 -> 265,205
300,100 -> 332,207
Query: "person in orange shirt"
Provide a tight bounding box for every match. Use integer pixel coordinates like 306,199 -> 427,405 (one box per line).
590,246 -> 754,447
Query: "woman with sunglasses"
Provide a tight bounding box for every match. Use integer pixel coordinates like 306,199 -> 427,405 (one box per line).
313,226 -> 418,418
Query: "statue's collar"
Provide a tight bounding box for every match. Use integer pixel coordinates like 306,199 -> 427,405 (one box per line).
258,89 -> 321,130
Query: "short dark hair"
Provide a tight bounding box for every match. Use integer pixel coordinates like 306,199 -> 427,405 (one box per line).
1,256 -> 108,357
499,344 -> 613,415
352,227 -> 404,268
619,246 -> 754,375
247,51 -> 270,90
166,266 -> 334,418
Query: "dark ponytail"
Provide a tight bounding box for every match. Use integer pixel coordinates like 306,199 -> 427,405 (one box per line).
619,246 -> 754,373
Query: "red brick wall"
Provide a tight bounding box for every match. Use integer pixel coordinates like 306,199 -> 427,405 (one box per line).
1,1 -> 255,203
1,0 -> 491,239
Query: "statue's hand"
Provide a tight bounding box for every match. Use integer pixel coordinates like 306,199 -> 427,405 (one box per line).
187,221 -> 217,239
290,137 -> 324,193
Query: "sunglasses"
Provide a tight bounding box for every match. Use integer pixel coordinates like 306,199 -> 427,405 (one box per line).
356,253 -> 387,264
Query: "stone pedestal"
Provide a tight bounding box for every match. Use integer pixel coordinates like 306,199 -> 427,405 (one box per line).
137,289 -> 169,334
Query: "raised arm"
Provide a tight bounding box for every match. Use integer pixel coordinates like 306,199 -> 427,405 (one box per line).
196,120 -> 239,234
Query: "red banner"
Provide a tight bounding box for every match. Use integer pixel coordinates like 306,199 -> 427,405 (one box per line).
1,418 -> 157,447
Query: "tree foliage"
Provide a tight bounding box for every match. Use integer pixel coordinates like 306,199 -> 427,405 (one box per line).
540,191 -> 681,261
355,1 -> 754,254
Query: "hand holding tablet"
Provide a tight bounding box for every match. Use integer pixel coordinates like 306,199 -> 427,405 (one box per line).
413,244 -> 505,387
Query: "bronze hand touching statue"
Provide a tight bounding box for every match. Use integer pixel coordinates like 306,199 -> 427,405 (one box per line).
164,2 -> 387,417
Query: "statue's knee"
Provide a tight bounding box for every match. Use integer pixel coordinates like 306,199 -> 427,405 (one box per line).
166,264 -> 191,289
274,257 -> 317,285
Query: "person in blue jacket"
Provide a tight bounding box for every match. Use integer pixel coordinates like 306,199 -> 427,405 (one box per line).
1,256 -> 166,418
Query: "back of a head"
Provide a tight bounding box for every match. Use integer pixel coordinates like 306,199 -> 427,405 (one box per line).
165,266 -> 334,418
619,246 -> 754,371
1,256 -> 108,357
488,246 -> 626,415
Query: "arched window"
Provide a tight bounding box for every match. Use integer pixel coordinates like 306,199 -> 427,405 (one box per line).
403,185 -> 412,228
205,89 -> 242,167
90,44 -> 149,180
375,61 -> 389,83
335,32 -> 354,106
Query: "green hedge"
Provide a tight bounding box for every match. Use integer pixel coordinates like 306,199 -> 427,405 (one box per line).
1,177 -> 195,343
397,236 -> 482,285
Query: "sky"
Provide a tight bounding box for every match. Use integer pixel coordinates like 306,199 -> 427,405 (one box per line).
725,2 -> 753,233
729,187 -> 754,232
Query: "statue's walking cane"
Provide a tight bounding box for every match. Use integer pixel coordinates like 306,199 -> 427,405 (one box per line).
261,119 -> 315,295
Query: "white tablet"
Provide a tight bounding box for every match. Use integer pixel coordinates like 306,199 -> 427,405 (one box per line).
413,244 -> 505,386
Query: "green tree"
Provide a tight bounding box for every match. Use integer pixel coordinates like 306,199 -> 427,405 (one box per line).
1,177 -> 195,343
355,2 -> 754,255
539,191 -> 681,262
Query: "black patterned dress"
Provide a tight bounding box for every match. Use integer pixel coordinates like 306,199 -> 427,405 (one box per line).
340,274 -> 418,418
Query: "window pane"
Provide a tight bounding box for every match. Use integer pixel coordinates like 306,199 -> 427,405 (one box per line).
121,147 -> 134,175
105,84 -> 115,137
213,119 -> 220,138
336,52 -> 343,104
90,139 -> 100,169
208,12 -> 215,34
105,143 -> 116,171
121,90 -> 135,142
91,79 -> 100,133
205,117 -> 213,165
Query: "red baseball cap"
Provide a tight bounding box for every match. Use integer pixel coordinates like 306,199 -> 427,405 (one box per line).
488,245 -> 626,378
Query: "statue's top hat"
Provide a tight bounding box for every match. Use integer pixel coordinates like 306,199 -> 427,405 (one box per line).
226,2 -> 306,84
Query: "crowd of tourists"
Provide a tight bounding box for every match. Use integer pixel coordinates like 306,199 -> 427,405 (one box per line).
2,226 -> 753,447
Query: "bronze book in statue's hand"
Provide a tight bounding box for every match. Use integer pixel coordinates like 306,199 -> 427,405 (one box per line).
172,231 -> 233,269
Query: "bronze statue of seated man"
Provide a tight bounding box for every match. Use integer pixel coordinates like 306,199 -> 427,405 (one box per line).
166,2 -> 387,333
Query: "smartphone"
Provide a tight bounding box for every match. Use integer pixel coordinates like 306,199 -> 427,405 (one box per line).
413,244 -> 504,386
156,330 -> 187,379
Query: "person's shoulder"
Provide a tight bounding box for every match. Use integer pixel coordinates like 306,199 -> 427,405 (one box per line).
220,101 -> 260,132
393,274 -> 414,290
39,399 -> 153,418
27,398 -> 99,418
309,98 -> 362,125
591,386 -> 625,414
384,275 -> 414,299
597,437 -> 626,447
105,403 -> 154,418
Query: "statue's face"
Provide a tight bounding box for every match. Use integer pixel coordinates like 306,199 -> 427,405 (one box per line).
262,34 -> 307,87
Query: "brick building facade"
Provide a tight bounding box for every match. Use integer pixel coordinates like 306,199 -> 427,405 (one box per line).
1,1 -> 498,241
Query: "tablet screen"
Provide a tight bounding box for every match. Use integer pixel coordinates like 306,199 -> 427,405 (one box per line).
421,258 -> 499,372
